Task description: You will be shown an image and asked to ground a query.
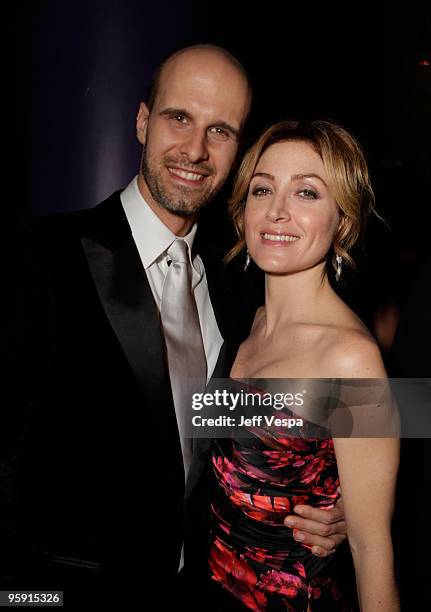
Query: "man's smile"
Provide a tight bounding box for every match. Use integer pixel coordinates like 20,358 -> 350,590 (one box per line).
167,166 -> 209,186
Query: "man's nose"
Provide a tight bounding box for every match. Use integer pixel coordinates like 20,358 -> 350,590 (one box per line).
179,128 -> 209,163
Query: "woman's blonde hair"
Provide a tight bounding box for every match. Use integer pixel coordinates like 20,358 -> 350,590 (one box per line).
226,119 -> 376,273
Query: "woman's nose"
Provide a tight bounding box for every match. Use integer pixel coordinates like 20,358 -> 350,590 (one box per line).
265,196 -> 292,223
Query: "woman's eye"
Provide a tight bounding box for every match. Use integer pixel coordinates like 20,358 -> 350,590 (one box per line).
298,188 -> 318,200
251,186 -> 271,197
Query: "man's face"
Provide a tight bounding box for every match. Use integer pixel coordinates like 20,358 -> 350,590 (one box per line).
137,51 -> 251,217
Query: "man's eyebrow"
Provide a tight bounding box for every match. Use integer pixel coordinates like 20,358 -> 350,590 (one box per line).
160,107 -> 192,119
160,107 -> 239,139
291,173 -> 327,186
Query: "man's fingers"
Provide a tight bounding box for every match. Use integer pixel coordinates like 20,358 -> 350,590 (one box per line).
293,503 -> 344,524
311,545 -> 336,558
291,530 -> 346,555
283,503 -> 347,555
284,515 -> 346,537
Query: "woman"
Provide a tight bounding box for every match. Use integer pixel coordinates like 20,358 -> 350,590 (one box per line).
208,120 -> 400,611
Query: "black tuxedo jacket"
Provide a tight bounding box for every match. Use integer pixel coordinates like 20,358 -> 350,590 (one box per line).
3,191 -> 256,604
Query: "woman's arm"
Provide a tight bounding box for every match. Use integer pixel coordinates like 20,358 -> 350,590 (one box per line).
334,437 -> 399,611
332,337 -> 400,611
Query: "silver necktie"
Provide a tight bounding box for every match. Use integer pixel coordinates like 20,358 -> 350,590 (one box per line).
160,239 -> 207,479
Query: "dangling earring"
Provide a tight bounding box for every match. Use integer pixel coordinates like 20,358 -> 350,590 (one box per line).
335,254 -> 343,281
244,250 -> 251,271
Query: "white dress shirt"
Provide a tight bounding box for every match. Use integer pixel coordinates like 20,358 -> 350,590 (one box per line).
120,176 -> 224,379
120,176 -> 224,572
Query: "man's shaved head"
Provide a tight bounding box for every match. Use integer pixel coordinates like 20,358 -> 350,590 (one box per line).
147,44 -> 252,121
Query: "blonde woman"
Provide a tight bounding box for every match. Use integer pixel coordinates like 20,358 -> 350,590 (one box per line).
208,120 -> 400,611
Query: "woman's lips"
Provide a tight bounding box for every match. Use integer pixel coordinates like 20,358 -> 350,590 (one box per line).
260,231 -> 300,245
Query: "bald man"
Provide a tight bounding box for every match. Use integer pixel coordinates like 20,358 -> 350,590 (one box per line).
4,46 -> 346,607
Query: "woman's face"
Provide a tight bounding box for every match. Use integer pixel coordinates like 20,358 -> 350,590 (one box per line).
244,140 -> 340,275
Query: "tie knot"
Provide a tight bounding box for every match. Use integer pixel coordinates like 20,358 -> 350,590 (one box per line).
167,239 -> 189,264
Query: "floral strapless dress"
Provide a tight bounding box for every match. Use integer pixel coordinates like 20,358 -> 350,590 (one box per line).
208,401 -> 355,611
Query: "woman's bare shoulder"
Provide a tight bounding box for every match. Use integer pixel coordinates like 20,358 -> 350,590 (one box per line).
324,325 -> 386,378
305,294 -> 386,378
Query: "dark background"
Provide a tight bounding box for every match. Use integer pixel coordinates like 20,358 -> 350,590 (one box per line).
4,1 -> 431,606
7,0 -> 431,342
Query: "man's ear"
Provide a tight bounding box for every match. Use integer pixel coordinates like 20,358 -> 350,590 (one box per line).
136,102 -> 150,145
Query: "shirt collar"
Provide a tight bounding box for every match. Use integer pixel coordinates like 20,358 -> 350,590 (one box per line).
120,176 -> 198,269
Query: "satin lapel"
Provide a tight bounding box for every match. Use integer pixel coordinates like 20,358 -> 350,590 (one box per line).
185,245 -> 242,497
80,233 -> 182,454
199,251 -> 231,344
186,339 -> 241,500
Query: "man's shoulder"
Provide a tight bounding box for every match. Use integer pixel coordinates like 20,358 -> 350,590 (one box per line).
6,190 -> 127,279
9,190 -> 125,254
30,189 -> 124,239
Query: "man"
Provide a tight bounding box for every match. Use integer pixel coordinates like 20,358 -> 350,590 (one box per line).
3,45 -> 346,606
